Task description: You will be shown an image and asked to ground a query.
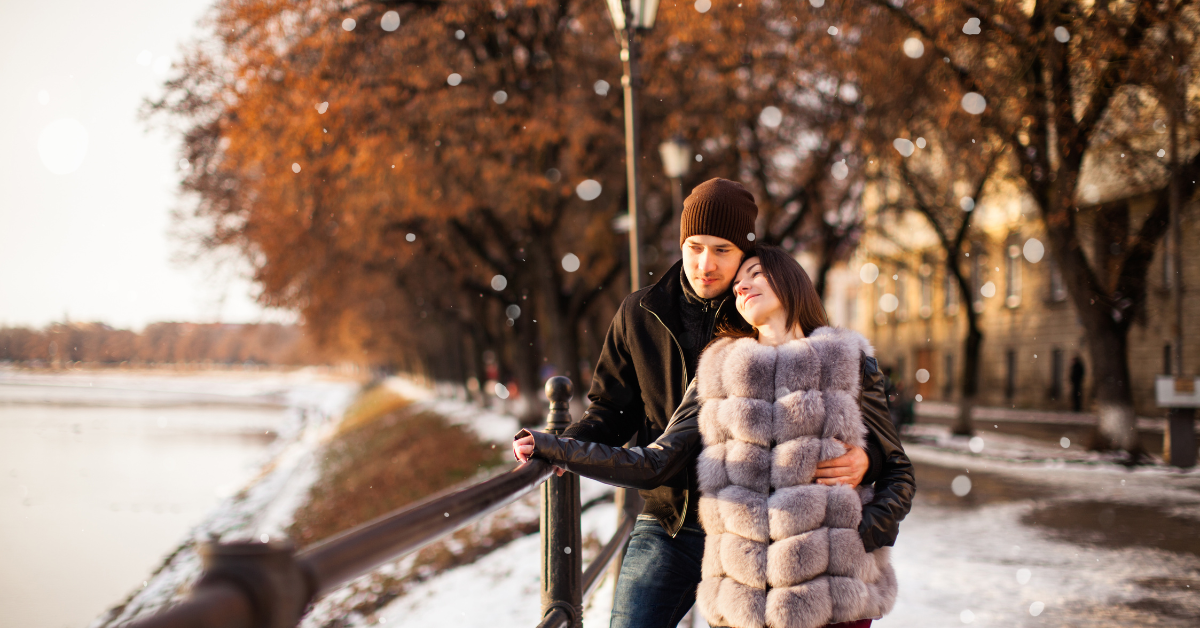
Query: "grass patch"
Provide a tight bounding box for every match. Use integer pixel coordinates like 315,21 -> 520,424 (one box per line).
289,385 -> 506,546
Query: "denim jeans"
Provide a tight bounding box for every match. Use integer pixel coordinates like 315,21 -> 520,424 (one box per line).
610,516 -> 706,628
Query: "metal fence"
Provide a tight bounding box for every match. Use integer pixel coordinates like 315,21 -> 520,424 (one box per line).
121,376 -> 637,628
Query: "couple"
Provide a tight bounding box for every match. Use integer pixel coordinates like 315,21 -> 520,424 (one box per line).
514,178 -> 915,628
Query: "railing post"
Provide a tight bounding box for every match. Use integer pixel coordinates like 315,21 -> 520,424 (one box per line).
541,377 -> 582,627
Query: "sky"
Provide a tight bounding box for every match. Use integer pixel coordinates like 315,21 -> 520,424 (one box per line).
0,0 -> 289,330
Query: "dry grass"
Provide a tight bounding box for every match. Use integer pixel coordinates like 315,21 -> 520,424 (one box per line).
288,385 -> 506,546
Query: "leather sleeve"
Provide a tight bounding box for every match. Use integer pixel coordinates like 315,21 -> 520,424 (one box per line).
519,381 -> 702,490
857,353 -> 916,551
561,298 -> 646,447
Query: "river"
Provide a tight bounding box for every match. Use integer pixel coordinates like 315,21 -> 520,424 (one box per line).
0,367 -> 354,628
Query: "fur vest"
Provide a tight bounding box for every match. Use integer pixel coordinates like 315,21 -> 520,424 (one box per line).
694,327 -> 897,628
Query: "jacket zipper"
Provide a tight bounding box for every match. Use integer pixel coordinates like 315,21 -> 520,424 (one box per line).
638,301 -> 691,537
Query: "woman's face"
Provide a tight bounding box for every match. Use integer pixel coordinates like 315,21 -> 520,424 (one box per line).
733,256 -> 783,328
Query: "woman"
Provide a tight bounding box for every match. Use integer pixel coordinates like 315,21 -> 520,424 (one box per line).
515,245 -> 912,628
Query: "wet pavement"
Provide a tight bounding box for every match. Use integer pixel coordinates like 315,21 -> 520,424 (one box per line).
876,428 -> 1200,628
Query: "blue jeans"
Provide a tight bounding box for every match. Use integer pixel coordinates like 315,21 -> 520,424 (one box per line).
610,517 -> 706,628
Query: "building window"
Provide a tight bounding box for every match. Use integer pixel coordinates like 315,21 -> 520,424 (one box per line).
944,267 -> 959,315
943,353 -> 955,399
1048,258 -> 1067,302
971,248 -> 987,313
1005,243 -> 1022,308
1164,344 -> 1173,375
1050,349 -> 1064,400
895,270 -> 909,322
1005,349 -> 1017,400
919,263 -> 933,318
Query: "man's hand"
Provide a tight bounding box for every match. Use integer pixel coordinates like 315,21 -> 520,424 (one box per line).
813,439 -> 868,487
512,434 -> 565,476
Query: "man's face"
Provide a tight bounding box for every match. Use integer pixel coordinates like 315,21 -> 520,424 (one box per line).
681,235 -> 742,299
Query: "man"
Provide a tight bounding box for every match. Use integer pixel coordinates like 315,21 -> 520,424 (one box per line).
517,178 -> 909,628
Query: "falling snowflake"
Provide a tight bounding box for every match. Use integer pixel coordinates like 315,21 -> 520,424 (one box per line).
456,30 -> 465,40
916,369 -> 930,383
980,281 -> 996,298
1023,238 -> 1044,263
342,18 -> 356,31
859,263 -> 879,283
760,106 -> 783,128
960,197 -> 975,211
879,294 -> 899,313
291,163 -> 301,173
902,37 -> 924,58
576,179 -> 602,201
962,17 -> 981,35
491,275 -> 508,291
951,475 -> 972,496
561,253 -> 580,272
447,73 -> 462,86
893,138 -> 915,157
831,159 -> 849,180
827,26 -> 838,36
960,609 -> 975,624
1016,568 -> 1031,584
1158,148 -> 1167,158
593,80 -> 610,96
1029,602 -> 1045,616
1060,437 -> 1070,448
178,158 -> 190,170
1054,26 -> 1070,43
961,92 -> 987,114
405,233 -> 416,242
493,91 -> 508,104
505,305 -> 521,319
695,0 -> 712,13
316,102 -> 329,114
968,436 -> 984,453
494,383 -> 510,399
747,233 -> 756,242
381,11 -> 400,31
810,0 -> 825,6
916,137 -> 926,148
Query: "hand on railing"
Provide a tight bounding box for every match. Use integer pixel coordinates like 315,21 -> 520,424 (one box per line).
513,432 -> 567,476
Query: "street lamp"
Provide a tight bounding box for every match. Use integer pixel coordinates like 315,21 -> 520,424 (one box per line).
605,0 -> 661,292
658,139 -> 691,247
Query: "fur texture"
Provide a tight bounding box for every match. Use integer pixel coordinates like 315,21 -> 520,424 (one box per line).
695,328 -> 896,628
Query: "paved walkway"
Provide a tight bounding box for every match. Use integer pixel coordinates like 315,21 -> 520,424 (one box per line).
914,400 -> 1197,432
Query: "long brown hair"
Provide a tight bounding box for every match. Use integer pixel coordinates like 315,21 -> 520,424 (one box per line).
716,244 -> 830,340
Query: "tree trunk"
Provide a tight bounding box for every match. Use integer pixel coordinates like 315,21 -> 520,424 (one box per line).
1084,315 -> 1140,452
954,323 -> 982,436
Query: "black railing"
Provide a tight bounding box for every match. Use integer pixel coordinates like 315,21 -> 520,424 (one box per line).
120,376 -> 636,628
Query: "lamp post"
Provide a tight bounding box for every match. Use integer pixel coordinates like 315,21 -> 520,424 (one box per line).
658,139 -> 691,248
606,0 -> 660,293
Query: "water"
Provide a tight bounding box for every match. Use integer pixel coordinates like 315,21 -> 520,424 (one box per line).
0,368 -> 329,628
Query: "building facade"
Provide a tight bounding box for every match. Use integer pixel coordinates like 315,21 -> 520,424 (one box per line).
819,190 -> 1200,417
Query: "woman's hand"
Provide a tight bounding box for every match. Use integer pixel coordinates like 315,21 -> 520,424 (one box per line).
814,439 -> 868,487
512,434 -> 566,476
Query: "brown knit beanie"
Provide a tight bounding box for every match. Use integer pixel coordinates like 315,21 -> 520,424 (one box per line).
679,178 -> 759,252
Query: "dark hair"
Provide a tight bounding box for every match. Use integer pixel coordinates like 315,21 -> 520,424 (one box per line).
715,244 -> 830,339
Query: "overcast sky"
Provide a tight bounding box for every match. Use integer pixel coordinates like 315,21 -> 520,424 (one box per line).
0,1 -> 288,330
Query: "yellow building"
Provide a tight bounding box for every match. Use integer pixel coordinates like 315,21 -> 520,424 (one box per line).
819,188 -> 1200,417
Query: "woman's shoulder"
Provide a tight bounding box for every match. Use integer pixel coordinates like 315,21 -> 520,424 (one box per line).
804,326 -> 874,358
696,336 -> 760,399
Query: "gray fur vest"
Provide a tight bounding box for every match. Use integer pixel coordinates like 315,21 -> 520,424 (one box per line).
695,327 -> 897,628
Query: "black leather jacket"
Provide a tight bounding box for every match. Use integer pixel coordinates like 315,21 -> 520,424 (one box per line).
522,353 -> 915,552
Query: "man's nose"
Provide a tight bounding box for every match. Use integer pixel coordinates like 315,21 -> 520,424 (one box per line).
698,250 -> 717,272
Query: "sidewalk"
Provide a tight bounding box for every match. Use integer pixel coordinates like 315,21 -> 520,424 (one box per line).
914,400 -> 1195,432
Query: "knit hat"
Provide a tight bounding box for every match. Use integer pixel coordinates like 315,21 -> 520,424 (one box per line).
679,178 -> 759,252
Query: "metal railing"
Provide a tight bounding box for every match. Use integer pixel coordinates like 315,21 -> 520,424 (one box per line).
121,376 -> 638,628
